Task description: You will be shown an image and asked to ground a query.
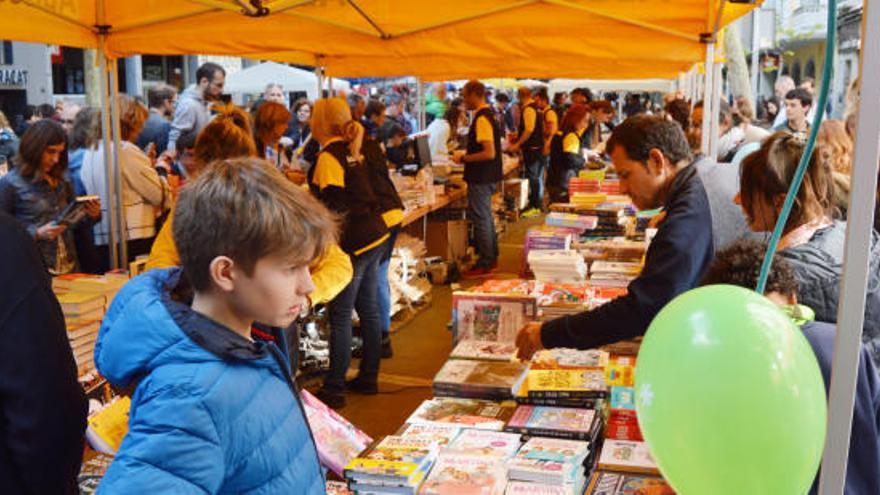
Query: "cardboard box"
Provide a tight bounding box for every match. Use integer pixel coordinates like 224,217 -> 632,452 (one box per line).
504,178 -> 529,211
425,219 -> 468,261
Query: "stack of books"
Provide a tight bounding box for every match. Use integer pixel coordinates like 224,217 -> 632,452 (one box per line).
544,213 -> 598,232
395,423 -> 462,447
507,437 -> 592,494
522,228 -> 576,277
432,360 -> 528,400
300,389 -> 373,476
344,435 -> 439,494
596,440 -> 660,476
405,398 -> 518,431
584,470 -> 675,495
578,169 -> 606,181
589,261 -> 641,288
325,481 -> 352,495
516,348 -> 609,408
567,177 -> 601,195
449,340 -> 518,361
53,273 -> 128,375
577,239 -> 647,263
599,179 -> 620,195
606,386 -> 643,442
577,206 -> 630,238
419,454 -> 508,495
527,251 -> 588,283
569,193 -> 607,210
452,293 -> 538,346
504,405 -> 602,442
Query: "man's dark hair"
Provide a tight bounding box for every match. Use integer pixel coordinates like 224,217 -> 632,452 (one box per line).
553,92 -> 567,106
571,87 -> 593,102
606,115 -> 692,165
176,129 -> 198,151
37,104 -> 55,119
463,80 -> 486,99
196,62 -> 225,85
664,98 -> 690,132
347,92 -> 364,108
364,99 -> 385,120
147,84 -> 177,109
701,239 -> 799,297
23,104 -> 36,120
785,88 -> 813,108
495,93 -> 510,104
533,87 -> 549,102
385,123 -> 406,139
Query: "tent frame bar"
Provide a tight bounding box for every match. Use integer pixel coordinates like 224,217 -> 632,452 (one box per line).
345,0 -> 389,39
818,0 -> 880,492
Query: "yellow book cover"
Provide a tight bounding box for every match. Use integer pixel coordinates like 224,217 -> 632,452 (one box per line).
86,397 -> 131,454
528,369 -> 607,393
57,292 -> 106,316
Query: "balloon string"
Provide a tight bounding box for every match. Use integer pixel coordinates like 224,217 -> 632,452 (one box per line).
755,0 -> 837,294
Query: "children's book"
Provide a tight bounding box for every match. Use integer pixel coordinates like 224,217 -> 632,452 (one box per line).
450,340 -> 518,361
406,398 -> 517,431
396,423 -> 462,447
345,436 -> 438,486
507,437 -> 590,485
433,360 -> 528,400
301,389 -> 373,477
418,454 -> 507,495
453,294 -> 537,344
584,470 -> 675,494
597,441 -> 660,475
446,429 -> 522,458
86,396 -> 130,454
504,405 -> 600,441
529,349 -> 609,370
527,369 -> 608,399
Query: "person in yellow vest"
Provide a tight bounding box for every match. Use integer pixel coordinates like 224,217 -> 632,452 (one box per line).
309,97 -> 389,409
547,104 -> 590,203
509,86 -> 545,217
535,87 -> 558,212
145,104 -> 353,307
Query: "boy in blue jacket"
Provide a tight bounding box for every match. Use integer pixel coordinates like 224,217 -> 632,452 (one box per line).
703,240 -> 880,495
94,157 -> 335,493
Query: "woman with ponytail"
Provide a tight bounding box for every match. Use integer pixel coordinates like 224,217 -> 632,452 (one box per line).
309,97 -> 389,409
547,103 -> 590,203
735,132 -> 880,365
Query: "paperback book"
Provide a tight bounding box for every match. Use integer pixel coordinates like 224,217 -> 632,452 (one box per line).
529,349 -> 609,370
396,423 -> 462,447
527,369 -> 608,399
433,360 -> 528,400
504,405 -> 601,442
345,436 -> 439,487
453,294 -> 538,344
504,481 -> 581,495
597,441 -> 659,475
418,454 -> 508,495
507,437 -> 590,486
406,398 -> 517,431
450,340 -> 518,361
584,470 -> 675,494
446,428 -> 522,458
301,389 -> 373,476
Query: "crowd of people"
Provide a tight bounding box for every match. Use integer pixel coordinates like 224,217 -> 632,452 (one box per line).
1,61 -> 879,493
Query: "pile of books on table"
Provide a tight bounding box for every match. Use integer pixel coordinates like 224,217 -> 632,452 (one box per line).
569,192 -> 608,210
577,239 -> 647,263
527,250 -> 588,283
522,227 -> 578,277
432,359 -> 528,400
544,213 -> 598,232
588,261 -> 642,288
567,177 -> 601,195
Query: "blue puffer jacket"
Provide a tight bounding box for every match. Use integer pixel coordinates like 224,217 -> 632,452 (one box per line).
94,268 -> 324,494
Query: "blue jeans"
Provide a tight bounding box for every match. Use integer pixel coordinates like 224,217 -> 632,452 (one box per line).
467,182 -> 498,269
324,244 -> 383,393
524,150 -> 546,210
377,225 -> 400,338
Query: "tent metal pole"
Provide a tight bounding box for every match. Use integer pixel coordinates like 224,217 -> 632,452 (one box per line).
97,35 -> 119,270
708,61 -> 722,160
750,8 -> 761,108
818,0 -> 880,492
108,58 -> 129,268
417,77 -> 425,131
700,42 -> 715,156
328,76 -> 335,97
316,66 -> 324,99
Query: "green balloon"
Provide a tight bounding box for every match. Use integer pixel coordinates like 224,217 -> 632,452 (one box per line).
635,285 -> 827,495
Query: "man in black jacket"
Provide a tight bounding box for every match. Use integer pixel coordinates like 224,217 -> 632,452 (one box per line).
516,115 -> 714,357
0,212 -> 88,494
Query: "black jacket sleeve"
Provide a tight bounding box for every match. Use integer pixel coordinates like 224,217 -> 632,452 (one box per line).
541,170 -> 714,350
0,213 -> 88,495
564,151 -> 586,172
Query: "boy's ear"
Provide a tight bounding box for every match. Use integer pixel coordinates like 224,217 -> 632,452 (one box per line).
647,148 -> 666,176
208,256 -> 237,293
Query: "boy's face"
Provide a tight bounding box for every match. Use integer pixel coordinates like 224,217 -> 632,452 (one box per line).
229,253 -> 315,328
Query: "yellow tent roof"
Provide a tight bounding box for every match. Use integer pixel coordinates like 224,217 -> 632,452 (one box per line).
0,0 -> 759,79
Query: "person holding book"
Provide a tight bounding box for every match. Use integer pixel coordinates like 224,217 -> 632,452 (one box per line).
0,119 -> 100,274
547,103 -> 589,203
0,211 -> 88,495
702,239 -> 880,495
736,132 -> 880,366
516,115 -> 714,359
94,158 -> 330,493
309,97 -> 389,409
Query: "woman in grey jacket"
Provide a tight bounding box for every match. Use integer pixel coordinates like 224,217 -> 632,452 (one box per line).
735,132 -> 880,366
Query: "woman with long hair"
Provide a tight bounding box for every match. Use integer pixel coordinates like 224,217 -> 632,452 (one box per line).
0,119 -> 100,274
253,101 -> 292,171
547,103 -> 590,203
426,105 -> 466,161
735,132 -> 880,364
309,97 -> 389,409
82,94 -> 171,270
286,99 -> 319,168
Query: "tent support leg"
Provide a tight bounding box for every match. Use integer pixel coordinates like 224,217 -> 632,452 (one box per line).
818,1 -> 880,493
108,58 -> 128,268
708,61 -> 723,160
417,77 -> 425,131
97,35 -> 119,270
700,42 -> 715,157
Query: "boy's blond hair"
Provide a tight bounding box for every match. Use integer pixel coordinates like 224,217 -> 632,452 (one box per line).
173,157 -> 337,291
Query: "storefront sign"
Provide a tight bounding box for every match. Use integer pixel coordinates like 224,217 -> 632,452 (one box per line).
0,67 -> 28,88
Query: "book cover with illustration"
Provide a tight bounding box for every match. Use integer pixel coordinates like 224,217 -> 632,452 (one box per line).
504,481 -> 576,495
450,340 -> 518,361
446,429 -> 522,458
418,454 -> 508,495
597,441 -> 659,475
86,396 -> 130,454
406,398 -> 517,431
301,389 -> 373,476
345,436 -> 438,484
527,369 -> 608,398
529,349 -> 609,370
433,360 -> 528,399
397,423 -> 462,446
585,470 -> 675,494
505,405 -> 600,441
453,294 -> 537,344
507,437 -> 590,484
